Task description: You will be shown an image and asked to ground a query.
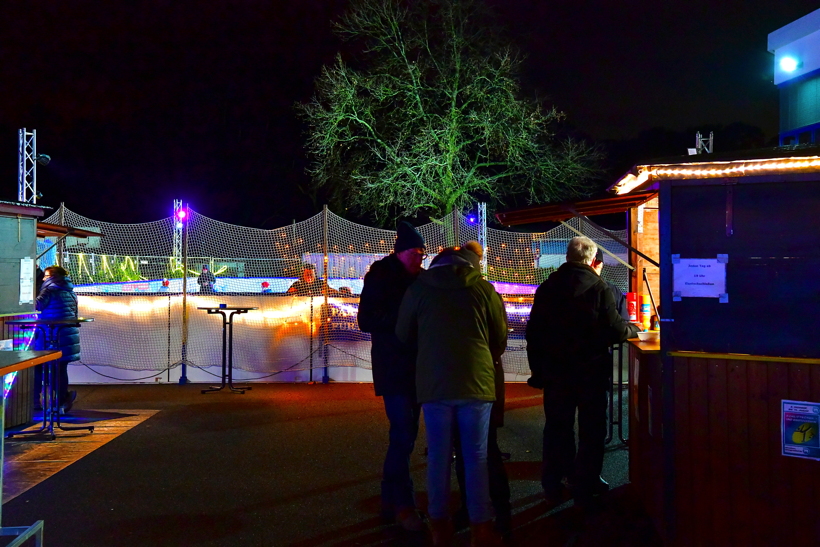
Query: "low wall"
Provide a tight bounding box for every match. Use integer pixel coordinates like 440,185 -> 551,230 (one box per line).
44,293 -> 532,384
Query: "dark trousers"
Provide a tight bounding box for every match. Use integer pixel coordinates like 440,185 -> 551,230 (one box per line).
455,423 -> 511,520
541,375 -> 608,493
33,360 -> 70,405
381,394 -> 421,511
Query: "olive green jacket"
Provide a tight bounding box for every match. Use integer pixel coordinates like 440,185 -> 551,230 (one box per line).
395,252 -> 508,404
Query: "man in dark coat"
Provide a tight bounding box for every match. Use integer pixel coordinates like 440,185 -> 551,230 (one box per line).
35,265 -> 80,412
197,265 -> 216,294
357,221 -> 426,532
287,264 -> 341,297
526,236 -> 638,508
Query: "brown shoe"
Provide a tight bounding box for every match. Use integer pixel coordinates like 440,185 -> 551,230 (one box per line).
430,518 -> 454,547
470,520 -> 503,547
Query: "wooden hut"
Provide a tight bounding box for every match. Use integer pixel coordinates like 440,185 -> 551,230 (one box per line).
497,147 -> 820,546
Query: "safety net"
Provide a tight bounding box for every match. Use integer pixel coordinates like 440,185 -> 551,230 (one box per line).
32,205 -> 628,380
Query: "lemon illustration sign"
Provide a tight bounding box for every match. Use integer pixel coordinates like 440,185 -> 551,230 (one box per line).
792,423 -> 816,444
782,400 -> 820,461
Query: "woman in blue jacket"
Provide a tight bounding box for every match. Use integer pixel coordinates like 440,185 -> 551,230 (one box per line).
35,266 -> 80,412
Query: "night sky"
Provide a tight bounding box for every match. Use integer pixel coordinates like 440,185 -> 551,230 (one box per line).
1,0 -> 818,227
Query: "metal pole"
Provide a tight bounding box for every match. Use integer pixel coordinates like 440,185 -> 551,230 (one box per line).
452,206 -> 460,247
57,203 -> 65,267
478,202 -> 487,275
179,209 -> 189,384
321,205 -> 329,384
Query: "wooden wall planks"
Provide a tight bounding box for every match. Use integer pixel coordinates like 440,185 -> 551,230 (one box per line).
664,357 -> 820,546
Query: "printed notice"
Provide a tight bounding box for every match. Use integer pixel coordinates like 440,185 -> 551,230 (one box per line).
672,259 -> 726,298
19,258 -> 35,305
782,400 -> 820,460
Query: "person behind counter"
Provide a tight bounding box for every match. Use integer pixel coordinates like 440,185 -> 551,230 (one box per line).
287,263 -> 342,297
34,265 -> 81,413
198,264 -> 216,294
525,236 -> 638,510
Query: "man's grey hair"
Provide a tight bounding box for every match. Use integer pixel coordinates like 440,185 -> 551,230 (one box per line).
566,236 -> 598,264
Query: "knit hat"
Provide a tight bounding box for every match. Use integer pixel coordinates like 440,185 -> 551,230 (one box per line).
460,240 -> 483,270
394,221 -> 425,253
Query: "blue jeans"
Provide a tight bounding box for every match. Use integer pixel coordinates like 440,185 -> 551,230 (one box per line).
382,395 -> 421,511
423,399 -> 493,523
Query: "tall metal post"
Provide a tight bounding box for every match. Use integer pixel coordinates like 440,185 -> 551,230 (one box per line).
452,206 -> 460,247
57,203 -> 65,267
179,206 -> 190,384
172,199 -> 183,271
18,129 -> 38,204
321,205 -> 330,384
478,202 -> 487,274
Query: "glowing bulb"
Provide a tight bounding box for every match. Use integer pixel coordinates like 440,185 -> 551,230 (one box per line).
780,57 -> 799,72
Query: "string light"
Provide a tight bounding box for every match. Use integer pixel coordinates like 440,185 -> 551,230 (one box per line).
614,156 -> 820,195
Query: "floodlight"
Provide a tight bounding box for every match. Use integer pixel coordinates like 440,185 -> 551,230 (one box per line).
780,56 -> 799,72
35,154 -> 51,166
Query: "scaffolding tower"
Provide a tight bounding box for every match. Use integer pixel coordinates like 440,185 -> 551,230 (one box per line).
18,129 -> 39,203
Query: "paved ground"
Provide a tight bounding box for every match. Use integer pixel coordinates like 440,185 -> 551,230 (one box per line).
1,382 -> 662,546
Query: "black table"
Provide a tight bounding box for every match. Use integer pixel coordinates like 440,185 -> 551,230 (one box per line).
4,318 -> 95,440
197,307 -> 258,394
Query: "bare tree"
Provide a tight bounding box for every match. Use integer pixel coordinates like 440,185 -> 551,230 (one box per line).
298,0 -> 600,226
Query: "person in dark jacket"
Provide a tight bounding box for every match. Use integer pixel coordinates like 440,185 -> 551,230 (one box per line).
287,264 -> 341,297
526,236 -> 638,509
454,242 -> 512,538
34,265 -> 80,412
396,244 -> 508,546
197,264 -> 216,293
357,221 -> 426,532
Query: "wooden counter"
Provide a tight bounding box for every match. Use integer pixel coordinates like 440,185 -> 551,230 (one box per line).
627,337 -> 659,353
627,338 -> 664,540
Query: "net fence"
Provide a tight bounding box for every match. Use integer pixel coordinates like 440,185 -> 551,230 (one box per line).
34,205 -> 628,379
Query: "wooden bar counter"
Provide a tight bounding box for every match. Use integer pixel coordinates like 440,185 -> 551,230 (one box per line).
626,338 -> 664,536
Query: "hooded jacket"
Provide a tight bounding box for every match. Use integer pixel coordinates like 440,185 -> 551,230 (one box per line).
395,250 -> 507,404
526,261 -> 637,381
35,276 -> 81,362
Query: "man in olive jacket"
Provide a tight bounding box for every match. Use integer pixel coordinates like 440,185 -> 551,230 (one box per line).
357,221 -> 426,531
526,236 -> 638,508
396,244 -> 507,544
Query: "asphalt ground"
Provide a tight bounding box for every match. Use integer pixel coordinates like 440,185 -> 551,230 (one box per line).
1,382 -> 662,547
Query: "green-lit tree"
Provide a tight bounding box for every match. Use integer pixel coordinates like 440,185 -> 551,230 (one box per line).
298,0 -> 601,226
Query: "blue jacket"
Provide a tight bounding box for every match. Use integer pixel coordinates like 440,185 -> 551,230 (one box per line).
35,276 -> 80,362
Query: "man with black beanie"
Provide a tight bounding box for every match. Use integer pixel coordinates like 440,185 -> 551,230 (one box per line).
357,221 -> 426,532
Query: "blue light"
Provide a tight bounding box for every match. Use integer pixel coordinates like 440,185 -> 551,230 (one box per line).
780,56 -> 799,72
467,216 -> 477,224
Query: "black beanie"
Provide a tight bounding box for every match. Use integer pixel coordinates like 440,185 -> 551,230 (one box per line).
394,221 -> 425,253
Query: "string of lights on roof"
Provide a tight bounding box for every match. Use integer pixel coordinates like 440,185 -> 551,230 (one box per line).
613,156 -> 820,195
